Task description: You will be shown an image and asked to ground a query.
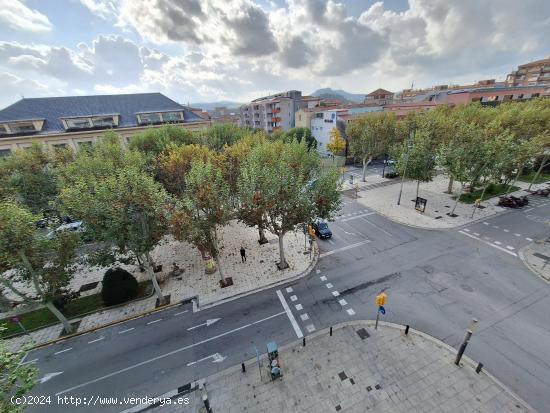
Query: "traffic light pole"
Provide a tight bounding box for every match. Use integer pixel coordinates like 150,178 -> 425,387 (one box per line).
375,309 -> 380,330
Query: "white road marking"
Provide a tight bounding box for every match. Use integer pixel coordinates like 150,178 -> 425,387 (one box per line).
494,241 -> 502,245
147,319 -> 162,325
56,310 -> 287,396
320,275 -> 327,281
187,352 -> 226,366
327,239 -> 335,245
276,290 -> 303,339
483,222 -> 489,225
332,291 -> 340,297
320,240 -> 371,258
458,230 -> 517,257
526,237 -> 533,242
338,299 -> 348,306
346,308 -> 356,315
290,295 -> 297,302
315,269 -> 321,274
174,310 -> 189,316
118,328 -> 135,334
464,228 -> 470,232
21,358 -> 38,365
88,337 -> 105,344
305,324 -> 316,333
54,348 -> 72,355
514,233 -> 521,237
493,225 -> 499,229
286,287 -> 293,293
524,208 -> 534,212
295,304 -> 303,311
506,246 -> 515,250
341,212 -> 375,222
473,232 -> 480,236
361,217 -> 393,237
300,313 -> 309,321
187,318 -> 220,331
39,372 -> 63,383
326,283 -> 333,289
503,229 -> 510,233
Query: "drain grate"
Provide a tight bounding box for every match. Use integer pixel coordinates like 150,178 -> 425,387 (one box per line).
357,328 -> 370,340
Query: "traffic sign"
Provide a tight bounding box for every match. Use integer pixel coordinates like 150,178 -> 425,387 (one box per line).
378,306 -> 386,315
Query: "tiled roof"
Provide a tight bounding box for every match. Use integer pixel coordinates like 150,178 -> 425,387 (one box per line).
0,93 -> 203,136
366,88 -> 393,96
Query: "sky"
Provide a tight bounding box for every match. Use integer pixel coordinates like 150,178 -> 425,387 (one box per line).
0,0 -> 549,108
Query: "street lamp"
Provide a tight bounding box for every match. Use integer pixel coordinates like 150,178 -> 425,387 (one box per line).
397,130 -> 415,206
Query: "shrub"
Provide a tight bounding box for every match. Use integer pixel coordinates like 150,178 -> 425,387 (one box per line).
385,171 -> 399,179
101,267 -> 138,306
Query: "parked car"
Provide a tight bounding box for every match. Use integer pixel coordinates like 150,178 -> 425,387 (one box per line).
47,221 -> 85,239
383,159 -> 395,166
312,219 -> 332,239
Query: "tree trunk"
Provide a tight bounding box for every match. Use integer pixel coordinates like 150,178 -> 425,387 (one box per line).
416,180 -> 420,198
144,252 -> 164,304
45,300 -> 73,334
471,182 -> 490,218
258,225 -> 268,245
450,185 -> 463,216
507,166 -> 523,194
212,229 -> 227,285
529,154 -> 549,191
446,176 -> 454,194
277,233 -> 288,270
361,156 -> 372,182
0,278 -> 31,302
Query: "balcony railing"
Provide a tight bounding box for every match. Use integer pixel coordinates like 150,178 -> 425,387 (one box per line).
272,108 -> 281,114
272,117 -> 282,123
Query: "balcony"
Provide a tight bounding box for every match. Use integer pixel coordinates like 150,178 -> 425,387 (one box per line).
272,108 -> 281,114
272,117 -> 282,123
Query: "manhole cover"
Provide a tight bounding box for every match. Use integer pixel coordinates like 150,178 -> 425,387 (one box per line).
357,328 -> 370,340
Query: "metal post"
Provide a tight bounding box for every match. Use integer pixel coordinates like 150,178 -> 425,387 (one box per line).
404,325 -> 409,335
476,362 -> 483,374
455,319 -> 478,366
397,134 -> 414,205
303,337 -> 306,347
202,391 -> 213,413
241,363 -> 246,373
330,326 -> 333,336
375,310 -> 380,330
382,154 -> 387,178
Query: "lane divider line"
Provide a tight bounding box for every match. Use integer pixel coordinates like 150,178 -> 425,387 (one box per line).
276,290 -> 303,339
458,230 -> 517,257
118,328 -> 135,334
87,337 -> 104,344
54,348 -> 72,355
174,310 -> 188,316
146,319 -> 162,325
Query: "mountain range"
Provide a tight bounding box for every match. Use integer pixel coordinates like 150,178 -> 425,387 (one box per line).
309,88 -> 365,103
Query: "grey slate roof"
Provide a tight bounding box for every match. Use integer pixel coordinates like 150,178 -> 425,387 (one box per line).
0,93 -> 203,136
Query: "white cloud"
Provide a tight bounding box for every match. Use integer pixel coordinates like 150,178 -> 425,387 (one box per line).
0,0 -> 53,32
79,0 -> 118,20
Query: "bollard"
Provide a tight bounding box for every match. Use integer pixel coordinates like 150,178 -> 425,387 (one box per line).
476,362 -> 483,374
202,392 -> 213,413
330,327 -> 333,336
241,363 -> 246,373
303,337 -> 306,347
404,325 -> 409,335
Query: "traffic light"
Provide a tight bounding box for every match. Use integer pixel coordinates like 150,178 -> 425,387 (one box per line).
375,292 -> 387,306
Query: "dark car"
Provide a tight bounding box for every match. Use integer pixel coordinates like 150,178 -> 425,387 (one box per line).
312,220 -> 332,239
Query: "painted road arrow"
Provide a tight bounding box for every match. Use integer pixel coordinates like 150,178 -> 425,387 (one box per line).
187,353 -> 226,366
187,318 -> 220,331
39,372 -> 63,383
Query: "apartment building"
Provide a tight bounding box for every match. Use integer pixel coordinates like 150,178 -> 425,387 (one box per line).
505,56 -> 550,87
364,88 -> 394,105
0,93 -> 209,156
239,90 -> 302,133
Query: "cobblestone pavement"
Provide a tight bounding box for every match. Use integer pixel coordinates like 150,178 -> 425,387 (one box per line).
149,322 -> 532,413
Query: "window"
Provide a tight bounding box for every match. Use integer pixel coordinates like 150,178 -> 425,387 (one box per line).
162,111 -> 183,122
140,113 -> 162,124
0,149 -> 11,157
12,123 -> 37,133
66,118 -> 92,129
91,116 -> 115,127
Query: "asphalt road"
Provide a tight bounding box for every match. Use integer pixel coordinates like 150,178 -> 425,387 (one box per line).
23,191 -> 550,413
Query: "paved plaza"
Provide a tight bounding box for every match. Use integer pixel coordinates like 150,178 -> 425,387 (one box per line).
150,322 -> 532,413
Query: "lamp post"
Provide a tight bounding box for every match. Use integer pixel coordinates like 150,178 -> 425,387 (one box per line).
397,130 -> 415,206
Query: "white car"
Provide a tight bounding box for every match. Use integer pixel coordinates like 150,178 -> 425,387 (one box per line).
47,221 -> 85,239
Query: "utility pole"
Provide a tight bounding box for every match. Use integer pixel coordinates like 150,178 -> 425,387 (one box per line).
455,318 -> 478,365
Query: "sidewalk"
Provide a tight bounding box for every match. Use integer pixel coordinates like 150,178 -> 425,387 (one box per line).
519,238 -> 550,282
356,174 -> 549,229
149,322 -> 532,413
2,221 -> 316,349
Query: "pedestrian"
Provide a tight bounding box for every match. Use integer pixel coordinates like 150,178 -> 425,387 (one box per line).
240,246 -> 246,263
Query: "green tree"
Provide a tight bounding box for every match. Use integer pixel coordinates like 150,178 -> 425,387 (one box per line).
171,160 -> 232,284
1,327 -> 37,413
0,201 -> 80,333
59,167 -> 171,304
128,125 -> 197,158
326,128 -> 346,157
198,123 -> 248,152
284,127 -> 317,150
0,143 -> 58,213
347,112 -> 396,181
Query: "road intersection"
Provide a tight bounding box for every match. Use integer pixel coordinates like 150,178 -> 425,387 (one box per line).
24,186 -> 550,413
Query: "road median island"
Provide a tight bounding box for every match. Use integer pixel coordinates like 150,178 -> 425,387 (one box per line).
148,321 -> 534,413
